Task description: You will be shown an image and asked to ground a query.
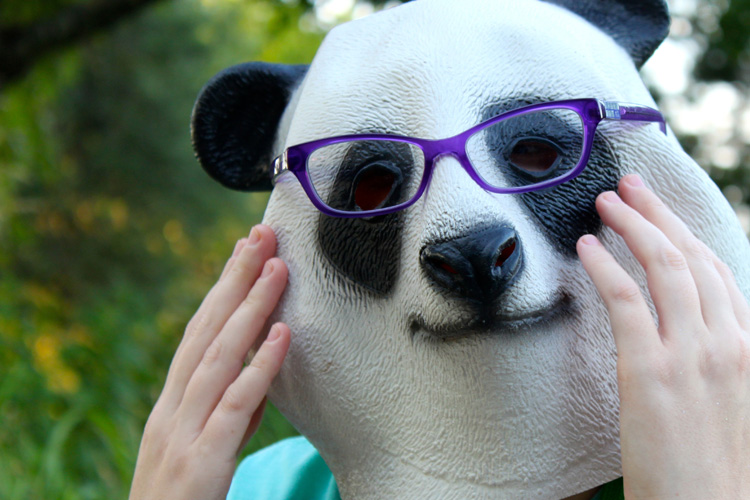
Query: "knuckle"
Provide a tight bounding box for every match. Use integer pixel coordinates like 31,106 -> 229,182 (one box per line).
228,260 -> 251,278
220,386 -> 245,413
142,412 -> 172,454
657,245 -> 688,271
142,415 -> 161,442
246,354 -> 278,385
587,247 -> 614,267
682,238 -> 713,262
163,445 -> 190,479
642,196 -> 667,217
696,340 -> 741,379
650,357 -> 678,387
193,439 -> 220,466
249,355 -> 271,373
716,333 -> 750,375
714,258 -> 734,280
697,344 -> 719,377
242,292 -> 261,309
186,311 -> 210,339
185,318 -> 198,338
609,281 -> 642,304
202,339 -> 223,366
242,293 -> 270,319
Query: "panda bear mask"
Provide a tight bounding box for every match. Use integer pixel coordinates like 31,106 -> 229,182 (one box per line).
192,0 -> 750,498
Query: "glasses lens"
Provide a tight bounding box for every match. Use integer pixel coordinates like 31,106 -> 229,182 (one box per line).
465,107 -> 585,189
307,139 -> 424,214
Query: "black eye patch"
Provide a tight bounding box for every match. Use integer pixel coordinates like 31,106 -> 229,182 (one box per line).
317,140 -> 415,214
475,105 -> 586,187
517,132 -> 620,256
317,135 -> 417,295
480,98 -> 621,256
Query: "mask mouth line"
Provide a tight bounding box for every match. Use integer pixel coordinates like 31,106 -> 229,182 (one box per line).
408,289 -> 573,341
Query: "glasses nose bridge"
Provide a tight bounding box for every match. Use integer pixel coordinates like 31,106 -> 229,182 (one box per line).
423,135 -> 475,178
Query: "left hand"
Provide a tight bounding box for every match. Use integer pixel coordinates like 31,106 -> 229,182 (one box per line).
576,175 -> 750,499
129,225 -> 291,500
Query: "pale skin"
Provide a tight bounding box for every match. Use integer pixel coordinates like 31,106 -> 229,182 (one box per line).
130,175 -> 750,500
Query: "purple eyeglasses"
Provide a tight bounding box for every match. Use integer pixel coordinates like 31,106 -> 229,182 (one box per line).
271,98 -> 666,218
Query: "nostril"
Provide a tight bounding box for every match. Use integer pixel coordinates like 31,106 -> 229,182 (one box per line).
421,248 -> 463,279
424,253 -> 459,275
495,240 -> 516,268
420,226 -> 522,302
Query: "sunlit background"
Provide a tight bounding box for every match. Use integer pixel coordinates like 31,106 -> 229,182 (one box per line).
642,0 -> 750,227
0,0 -> 748,498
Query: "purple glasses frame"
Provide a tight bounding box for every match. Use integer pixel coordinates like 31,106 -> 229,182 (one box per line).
271,98 -> 667,218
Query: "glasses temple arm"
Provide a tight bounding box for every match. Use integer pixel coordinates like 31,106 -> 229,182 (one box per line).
599,101 -> 667,135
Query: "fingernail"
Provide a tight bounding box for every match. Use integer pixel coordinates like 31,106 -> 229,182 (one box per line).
601,191 -> 622,204
624,174 -> 644,188
266,325 -> 281,343
579,235 -> 600,246
261,260 -> 274,278
249,227 -> 261,245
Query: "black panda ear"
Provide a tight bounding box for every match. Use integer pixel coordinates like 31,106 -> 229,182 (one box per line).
542,0 -> 669,68
191,62 -> 308,191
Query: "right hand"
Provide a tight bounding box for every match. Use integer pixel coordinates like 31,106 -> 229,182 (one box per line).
577,176 -> 750,499
130,224 -> 291,500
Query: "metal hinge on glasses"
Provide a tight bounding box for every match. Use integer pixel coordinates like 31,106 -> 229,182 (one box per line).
600,101 -> 624,120
272,150 -> 288,184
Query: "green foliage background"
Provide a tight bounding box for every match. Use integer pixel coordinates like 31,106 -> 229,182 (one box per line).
0,1 -> 324,498
0,0 -> 748,499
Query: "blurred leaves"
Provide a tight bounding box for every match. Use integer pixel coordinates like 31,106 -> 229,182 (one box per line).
694,0 -> 750,82
648,0 -> 750,213
0,0 -> 163,87
0,0 -> 324,497
1,0 -> 748,499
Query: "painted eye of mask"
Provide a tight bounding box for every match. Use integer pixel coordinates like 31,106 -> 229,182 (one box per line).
323,139 -> 413,214
508,138 -> 561,174
353,163 -> 401,212
472,107 -> 582,185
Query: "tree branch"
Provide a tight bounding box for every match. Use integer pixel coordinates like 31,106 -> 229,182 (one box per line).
0,0 -> 163,88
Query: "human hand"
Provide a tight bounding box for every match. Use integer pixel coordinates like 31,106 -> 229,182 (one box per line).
577,175 -> 750,499
129,225 -> 290,500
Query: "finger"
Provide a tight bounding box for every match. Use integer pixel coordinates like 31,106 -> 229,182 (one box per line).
166,238 -> 248,373
219,237 -> 249,281
595,190 -> 703,341
187,226 -> 276,343
238,397 -> 267,453
179,258 -> 288,433
713,256 -> 750,332
577,235 -> 662,358
200,323 -> 290,457
153,239 -> 246,416
618,175 -> 736,332
161,225 -> 277,412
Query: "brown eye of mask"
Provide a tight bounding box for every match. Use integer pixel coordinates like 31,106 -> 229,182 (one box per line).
509,139 -> 560,173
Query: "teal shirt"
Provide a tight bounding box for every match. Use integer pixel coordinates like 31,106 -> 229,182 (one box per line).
227,437 -> 340,500
227,436 -> 623,500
